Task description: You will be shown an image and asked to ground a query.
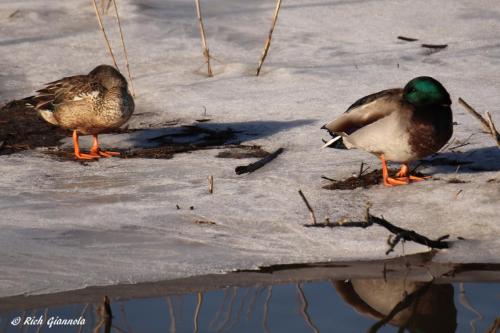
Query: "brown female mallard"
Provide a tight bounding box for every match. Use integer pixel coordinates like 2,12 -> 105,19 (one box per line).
322,76 -> 453,186
25,64 -> 134,160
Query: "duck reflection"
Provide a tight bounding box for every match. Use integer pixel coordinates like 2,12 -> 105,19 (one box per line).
334,279 -> 457,333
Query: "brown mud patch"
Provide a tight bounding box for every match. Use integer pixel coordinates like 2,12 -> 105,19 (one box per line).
1,102 -> 268,161
0,101 -> 68,154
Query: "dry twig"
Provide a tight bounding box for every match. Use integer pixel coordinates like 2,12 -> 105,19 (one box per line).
485,112 -> 500,147
421,43 -> 448,49
235,147 -> 284,174
397,36 -> 418,42
256,0 -> 283,76
110,0 -> 136,96
90,0 -> 120,70
208,175 -> 214,194
194,0 -> 213,77
458,98 -> 500,148
298,189 -> 317,225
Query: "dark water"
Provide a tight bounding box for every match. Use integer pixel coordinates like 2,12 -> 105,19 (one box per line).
1,280 -> 498,333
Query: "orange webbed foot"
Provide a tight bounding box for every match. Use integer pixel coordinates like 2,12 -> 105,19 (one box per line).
75,152 -> 100,160
384,176 -> 410,187
98,150 -> 121,158
90,149 -> 120,158
408,175 -> 431,182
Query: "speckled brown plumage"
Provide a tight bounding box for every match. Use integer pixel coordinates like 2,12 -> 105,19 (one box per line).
24,64 -> 134,160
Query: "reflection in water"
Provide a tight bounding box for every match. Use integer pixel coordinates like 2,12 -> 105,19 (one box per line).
334,279 -> 457,332
0,280 -> 498,332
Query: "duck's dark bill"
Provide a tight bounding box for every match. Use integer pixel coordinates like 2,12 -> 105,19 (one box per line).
1,254 -> 499,333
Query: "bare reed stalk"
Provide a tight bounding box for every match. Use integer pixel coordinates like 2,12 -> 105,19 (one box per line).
195,0 -> 213,77
485,112 -> 500,147
90,0 -> 120,70
458,97 -> 500,148
256,0 -> 283,76
111,0 -> 136,96
458,98 -> 490,132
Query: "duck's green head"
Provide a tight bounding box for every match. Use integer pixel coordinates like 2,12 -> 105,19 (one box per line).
403,76 -> 451,107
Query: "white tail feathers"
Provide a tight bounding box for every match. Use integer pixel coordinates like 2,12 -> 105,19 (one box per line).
321,135 -> 342,148
37,109 -> 59,126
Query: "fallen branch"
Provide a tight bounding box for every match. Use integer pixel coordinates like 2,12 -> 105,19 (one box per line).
235,147 -> 284,175
298,189 -> 317,225
195,0 -> 213,77
90,0 -> 120,70
458,97 -> 500,148
304,208 -> 449,253
256,0 -> 283,76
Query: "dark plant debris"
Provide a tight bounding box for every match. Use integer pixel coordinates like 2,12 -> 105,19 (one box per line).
216,145 -> 269,159
1,101 -> 271,162
447,178 -> 469,184
194,220 -> 216,225
0,100 -> 68,155
322,168 -> 428,190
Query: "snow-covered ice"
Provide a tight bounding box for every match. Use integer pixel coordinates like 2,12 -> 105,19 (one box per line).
0,0 -> 499,297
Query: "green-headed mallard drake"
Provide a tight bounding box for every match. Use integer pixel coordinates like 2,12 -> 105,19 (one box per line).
24,64 -> 134,160
322,76 -> 453,186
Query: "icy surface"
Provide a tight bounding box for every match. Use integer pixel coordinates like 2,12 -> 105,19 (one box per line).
0,0 -> 499,297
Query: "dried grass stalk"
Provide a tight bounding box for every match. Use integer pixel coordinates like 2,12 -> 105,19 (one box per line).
111,0 -> 136,96
90,0 -> 120,70
458,97 -> 500,148
256,0 -> 283,76
485,112 -> 500,147
195,0 -> 213,77
458,98 -> 490,132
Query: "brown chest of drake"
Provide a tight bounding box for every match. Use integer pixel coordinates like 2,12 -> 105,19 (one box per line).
408,105 -> 453,160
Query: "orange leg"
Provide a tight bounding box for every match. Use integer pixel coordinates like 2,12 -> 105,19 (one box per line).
73,130 -> 99,160
90,135 -> 120,158
380,155 -> 408,187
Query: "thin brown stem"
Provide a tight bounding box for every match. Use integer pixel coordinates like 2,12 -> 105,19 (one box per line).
208,175 -> 214,194
194,0 -> 213,77
256,0 -> 283,76
111,0 -> 136,96
298,189 -> 317,225
458,98 -> 491,131
485,112 -> 500,147
90,0 -> 120,70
